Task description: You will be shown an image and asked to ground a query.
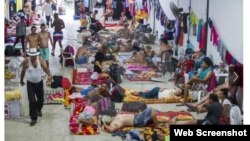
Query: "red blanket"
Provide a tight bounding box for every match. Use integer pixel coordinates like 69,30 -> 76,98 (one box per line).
103,23 -> 121,27
69,100 -> 99,135
72,70 -> 107,85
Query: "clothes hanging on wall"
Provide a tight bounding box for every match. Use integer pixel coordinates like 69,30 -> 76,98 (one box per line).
178,28 -> 184,46
89,0 -> 97,12
199,23 -> 206,49
175,20 -> 180,45
217,40 -> 227,62
183,13 -> 189,34
129,1 -> 135,17
197,19 -> 203,42
210,25 -> 219,46
9,0 -> 16,18
16,0 -> 23,11
113,0 -> 124,20
225,51 -> 233,65
134,0 -> 148,19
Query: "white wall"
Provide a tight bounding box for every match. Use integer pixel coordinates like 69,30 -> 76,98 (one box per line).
149,0 -> 243,64
208,0 -> 243,64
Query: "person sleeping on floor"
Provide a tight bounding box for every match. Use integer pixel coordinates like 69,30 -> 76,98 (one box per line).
101,107 -> 169,138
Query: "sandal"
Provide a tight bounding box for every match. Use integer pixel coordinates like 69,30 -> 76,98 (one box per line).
187,108 -> 197,112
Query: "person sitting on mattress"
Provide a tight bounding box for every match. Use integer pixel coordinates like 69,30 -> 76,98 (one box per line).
152,39 -> 173,65
90,10 -> 99,23
119,12 -> 128,25
101,107 -> 170,134
117,23 -> 132,40
177,57 -> 213,106
94,46 -> 110,78
85,83 -> 110,105
101,6 -> 114,23
186,64 -> 240,112
126,50 -> 147,64
75,37 -> 92,65
181,94 -> 222,125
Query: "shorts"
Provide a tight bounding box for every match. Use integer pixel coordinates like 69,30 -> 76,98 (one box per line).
39,48 -> 49,61
53,32 -> 63,43
134,108 -> 153,127
197,119 -> 211,125
76,55 -> 88,64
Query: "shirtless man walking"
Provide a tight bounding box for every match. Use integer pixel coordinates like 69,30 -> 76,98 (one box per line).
51,13 -> 65,56
39,23 -> 53,67
26,26 -> 40,50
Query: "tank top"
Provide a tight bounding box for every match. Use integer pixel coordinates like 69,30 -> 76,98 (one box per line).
26,57 -> 43,83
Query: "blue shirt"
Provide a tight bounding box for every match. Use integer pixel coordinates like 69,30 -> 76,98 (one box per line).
198,67 -> 212,80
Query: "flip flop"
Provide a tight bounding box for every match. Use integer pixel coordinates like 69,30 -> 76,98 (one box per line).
187,108 -> 196,112
185,103 -> 197,111
185,103 -> 195,109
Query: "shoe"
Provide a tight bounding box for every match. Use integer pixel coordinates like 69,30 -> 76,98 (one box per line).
51,52 -> 55,56
30,120 -> 37,126
37,111 -> 42,117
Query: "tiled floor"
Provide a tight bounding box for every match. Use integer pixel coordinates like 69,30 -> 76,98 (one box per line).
5,5 -> 205,141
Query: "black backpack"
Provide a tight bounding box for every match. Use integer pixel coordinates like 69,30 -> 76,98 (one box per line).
51,75 -> 63,88
97,97 -> 117,116
5,45 -> 15,56
110,85 -> 125,102
109,64 -> 122,84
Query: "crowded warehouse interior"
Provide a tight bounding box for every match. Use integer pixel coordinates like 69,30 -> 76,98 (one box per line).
4,0 -> 244,141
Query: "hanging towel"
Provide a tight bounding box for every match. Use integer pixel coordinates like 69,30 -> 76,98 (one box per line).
197,19 -> 203,42
199,23 -> 206,49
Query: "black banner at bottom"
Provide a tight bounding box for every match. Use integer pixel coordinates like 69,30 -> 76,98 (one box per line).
170,125 -> 249,140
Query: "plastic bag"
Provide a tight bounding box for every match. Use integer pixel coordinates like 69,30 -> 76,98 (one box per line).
90,72 -> 99,80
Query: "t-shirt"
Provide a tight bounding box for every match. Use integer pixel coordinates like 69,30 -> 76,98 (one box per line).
158,89 -> 176,99
220,98 -> 233,107
16,22 -> 26,36
205,102 -> 223,124
43,3 -> 53,16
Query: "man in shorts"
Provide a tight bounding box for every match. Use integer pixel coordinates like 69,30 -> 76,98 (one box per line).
51,13 -> 65,56
102,108 -> 169,133
181,94 -> 223,125
39,23 -> 53,68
